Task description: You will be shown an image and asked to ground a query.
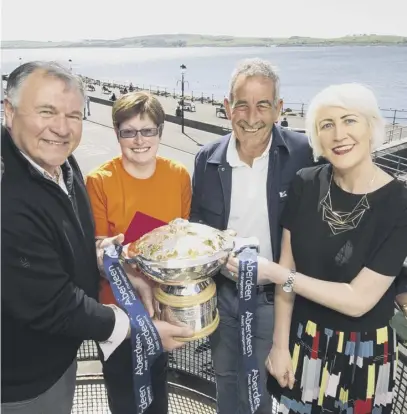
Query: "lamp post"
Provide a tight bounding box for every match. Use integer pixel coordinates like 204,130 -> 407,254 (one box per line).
19,57 -> 22,66
68,59 -> 72,72
177,64 -> 188,134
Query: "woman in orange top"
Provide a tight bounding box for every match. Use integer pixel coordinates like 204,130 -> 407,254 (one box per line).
86,91 -> 192,414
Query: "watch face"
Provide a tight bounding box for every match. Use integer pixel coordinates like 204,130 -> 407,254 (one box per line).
282,284 -> 292,293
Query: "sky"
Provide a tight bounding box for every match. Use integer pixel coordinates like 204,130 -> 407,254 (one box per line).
2,0 -> 407,41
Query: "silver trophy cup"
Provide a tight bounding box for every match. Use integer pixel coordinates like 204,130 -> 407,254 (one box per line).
124,219 -> 235,341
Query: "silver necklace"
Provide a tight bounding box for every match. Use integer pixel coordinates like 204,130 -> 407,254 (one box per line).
320,167 -> 377,236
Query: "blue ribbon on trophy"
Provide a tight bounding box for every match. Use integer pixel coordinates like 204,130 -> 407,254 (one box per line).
236,239 -> 262,414
103,244 -> 163,414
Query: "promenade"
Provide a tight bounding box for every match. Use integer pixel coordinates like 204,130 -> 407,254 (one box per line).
87,86 -> 407,141
77,97 -> 407,179
76,100 -> 215,176
87,87 -> 308,129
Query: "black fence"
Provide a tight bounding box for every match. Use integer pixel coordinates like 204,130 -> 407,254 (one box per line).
73,377 -> 216,414
75,337 -> 407,413
75,339 -> 219,413
89,96 -> 231,136
82,77 -> 407,126
89,96 -> 407,147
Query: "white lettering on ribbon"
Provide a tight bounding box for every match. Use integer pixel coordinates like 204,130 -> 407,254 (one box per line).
245,310 -> 253,358
134,333 -> 145,376
251,369 -> 261,410
108,264 -> 137,306
136,315 -> 156,356
138,385 -> 148,411
244,259 -> 255,302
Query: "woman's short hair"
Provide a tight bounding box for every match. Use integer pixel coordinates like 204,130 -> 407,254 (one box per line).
112,92 -> 165,136
305,83 -> 386,161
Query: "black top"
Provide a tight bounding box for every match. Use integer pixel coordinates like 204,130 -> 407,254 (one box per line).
1,127 -> 115,402
282,165 -> 407,332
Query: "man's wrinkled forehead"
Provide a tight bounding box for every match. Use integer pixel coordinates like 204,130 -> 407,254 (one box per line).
231,74 -> 276,103
20,70 -> 82,101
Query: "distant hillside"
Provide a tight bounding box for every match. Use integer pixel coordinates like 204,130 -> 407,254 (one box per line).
2,34 -> 407,49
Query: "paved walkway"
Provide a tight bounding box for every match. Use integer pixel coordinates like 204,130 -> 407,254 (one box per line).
87,86 -> 407,139
87,87 -> 308,130
77,100 -> 407,179
76,101 -> 212,176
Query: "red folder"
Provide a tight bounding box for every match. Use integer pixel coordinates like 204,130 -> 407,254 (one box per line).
123,211 -> 167,245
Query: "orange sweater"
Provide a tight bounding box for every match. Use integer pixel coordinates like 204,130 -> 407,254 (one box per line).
86,155 -> 192,305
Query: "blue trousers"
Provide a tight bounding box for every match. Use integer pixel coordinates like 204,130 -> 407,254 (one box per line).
210,278 -> 275,414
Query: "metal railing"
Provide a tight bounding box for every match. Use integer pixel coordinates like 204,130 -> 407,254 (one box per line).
87,97 -> 407,149
79,75 -> 407,125
280,103 -> 407,126
374,153 -> 407,179
385,125 -> 407,143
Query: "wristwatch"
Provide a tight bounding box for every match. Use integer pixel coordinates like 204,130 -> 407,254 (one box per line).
282,269 -> 296,293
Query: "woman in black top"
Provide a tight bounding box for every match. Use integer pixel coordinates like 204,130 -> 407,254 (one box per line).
227,83 -> 407,413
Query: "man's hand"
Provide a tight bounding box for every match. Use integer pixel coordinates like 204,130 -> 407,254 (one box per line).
96,234 -> 125,274
153,320 -> 194,351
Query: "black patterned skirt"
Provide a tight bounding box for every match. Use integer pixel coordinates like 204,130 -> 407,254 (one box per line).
267,319 -> 397,414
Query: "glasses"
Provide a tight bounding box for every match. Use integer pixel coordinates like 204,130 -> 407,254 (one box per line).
118,125 -> 162,139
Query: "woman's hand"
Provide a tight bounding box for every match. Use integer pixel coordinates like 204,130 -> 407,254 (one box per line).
266,347 -> 295,389
226,255 -> 273,285
226,255 -> 290,286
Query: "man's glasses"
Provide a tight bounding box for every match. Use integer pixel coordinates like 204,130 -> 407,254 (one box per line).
118,125 -> 162,139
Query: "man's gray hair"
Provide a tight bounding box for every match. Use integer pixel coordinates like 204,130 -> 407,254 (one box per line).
6,61 -> 85,107
229,58 -> 280,106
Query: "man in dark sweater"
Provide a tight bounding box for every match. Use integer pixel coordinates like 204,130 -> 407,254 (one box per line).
1,61 -> 191,414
